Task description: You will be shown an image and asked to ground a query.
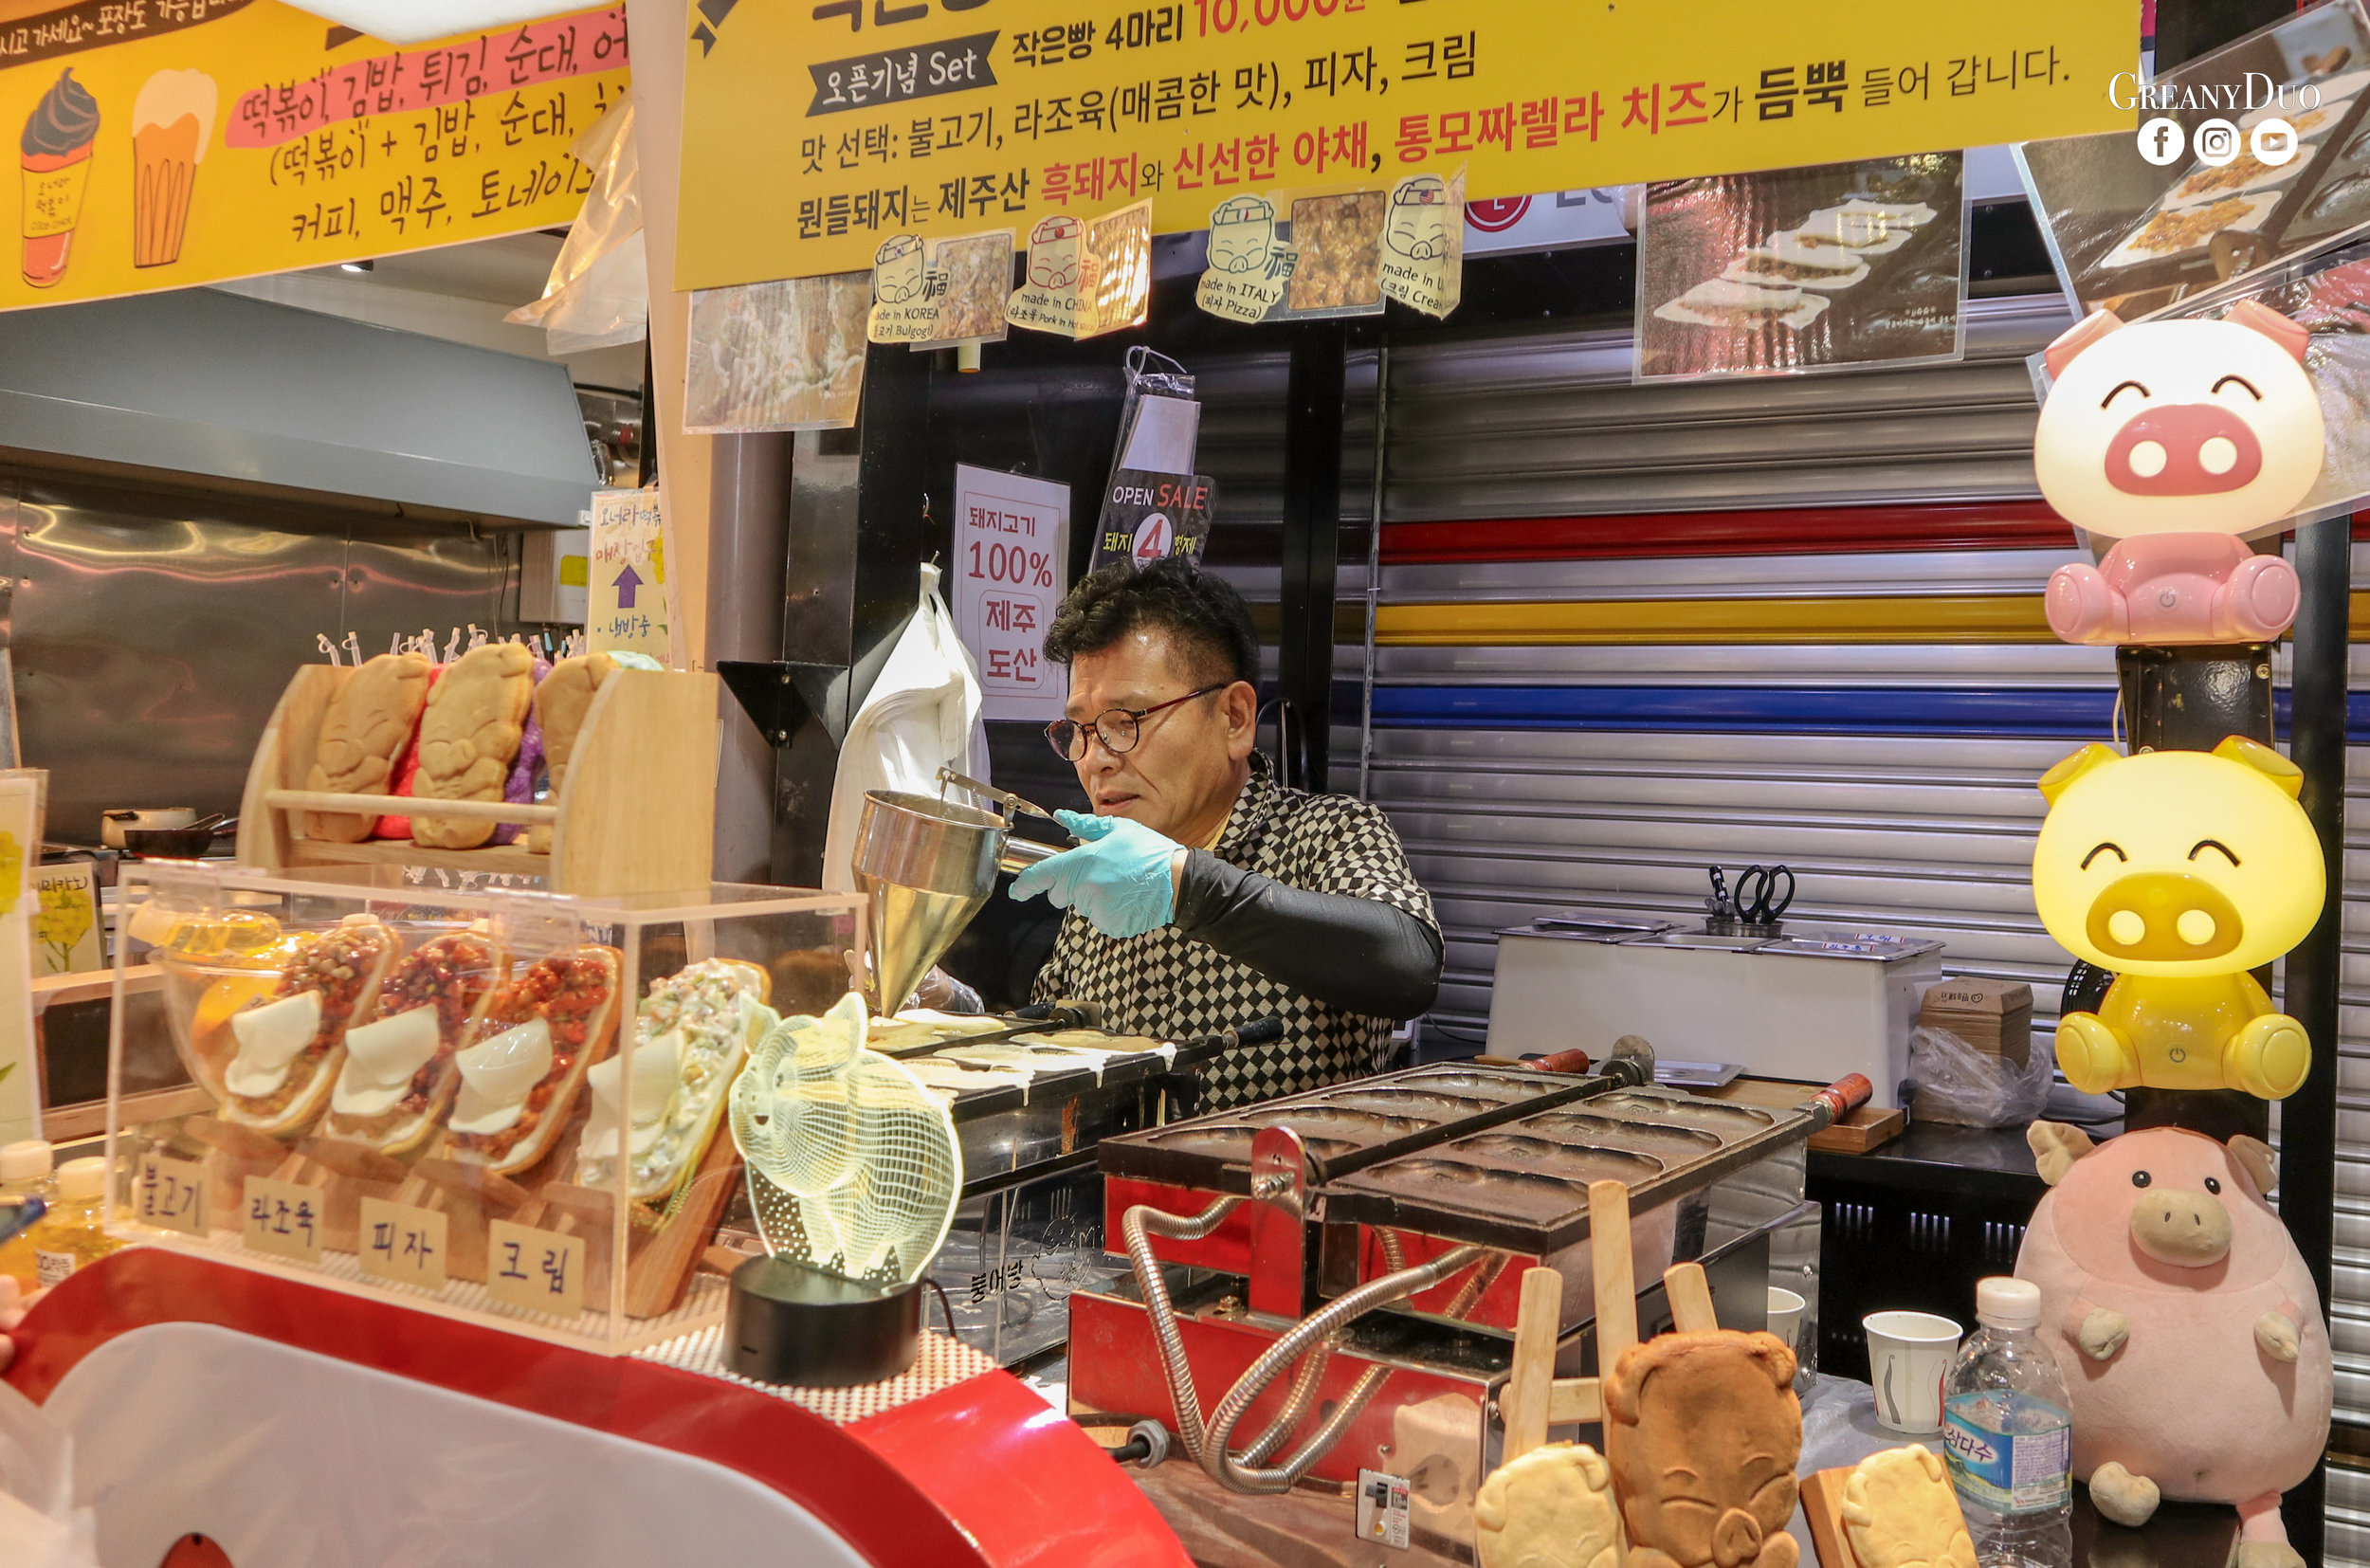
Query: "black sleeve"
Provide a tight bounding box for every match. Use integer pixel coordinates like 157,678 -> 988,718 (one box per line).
1171,849 -> 1444,1020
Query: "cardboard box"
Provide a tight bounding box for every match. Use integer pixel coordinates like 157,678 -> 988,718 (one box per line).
1919,977 -> 2033,1068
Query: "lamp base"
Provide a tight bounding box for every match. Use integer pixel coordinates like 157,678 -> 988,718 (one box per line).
725,1255 -> 923,1387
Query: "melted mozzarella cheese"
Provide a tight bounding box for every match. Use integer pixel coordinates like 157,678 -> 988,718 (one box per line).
331,1006 -> 442,1119
225,991 -> 323,1100
448,1017 -> 554,1136
582,1030 -> 683,1158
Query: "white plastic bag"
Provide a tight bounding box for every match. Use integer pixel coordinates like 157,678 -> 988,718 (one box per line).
506,88 -> 646,355
821,565 -> 989,892
0,1380 -> 97,1568
1906,1025 -> 2053,1128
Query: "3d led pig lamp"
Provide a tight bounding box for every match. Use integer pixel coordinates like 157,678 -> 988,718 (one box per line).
2033,301 -> 2323,647
2032,737 -> 2324,1100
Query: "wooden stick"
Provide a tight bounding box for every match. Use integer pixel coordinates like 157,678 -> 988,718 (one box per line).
263,789 -> 558,826
1589,1178 -> 1637,1372
1665,1261 -> 1720,1333
1546,1377 -> 1602,1425
1501,1266 -> 1562,1464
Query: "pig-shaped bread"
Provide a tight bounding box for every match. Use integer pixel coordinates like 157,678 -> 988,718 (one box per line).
2032,737 -> 2324,1100
2016,1122 -> 2327,1568
1604,1330 -> 1800,1568
2033,302 -> 2322,647
1474,1442 -> 1625,1568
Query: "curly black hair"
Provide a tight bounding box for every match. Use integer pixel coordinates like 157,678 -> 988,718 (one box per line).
1044,556 -> 1259,687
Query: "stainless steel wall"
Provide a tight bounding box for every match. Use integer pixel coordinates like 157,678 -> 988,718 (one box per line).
5,474 -> 522,843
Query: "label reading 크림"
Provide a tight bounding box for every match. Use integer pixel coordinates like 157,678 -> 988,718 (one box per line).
487,1218 -> 586,1320
357,1197 -> 448,1292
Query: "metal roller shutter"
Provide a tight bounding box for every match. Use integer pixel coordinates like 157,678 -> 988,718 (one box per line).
1360,296 -> 2370,1509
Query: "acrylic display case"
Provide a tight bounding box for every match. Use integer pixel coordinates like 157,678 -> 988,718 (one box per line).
102,860 -> 863,1353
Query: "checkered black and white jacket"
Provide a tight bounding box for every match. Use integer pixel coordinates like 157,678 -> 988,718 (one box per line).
1030,754 -> 1438,1108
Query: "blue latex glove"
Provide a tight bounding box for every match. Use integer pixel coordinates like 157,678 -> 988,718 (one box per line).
1009,809 -> 1180,938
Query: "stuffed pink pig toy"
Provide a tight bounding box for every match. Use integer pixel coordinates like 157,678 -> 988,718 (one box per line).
2014,1121 -> 2328,1568
2034,301 -> 2322,647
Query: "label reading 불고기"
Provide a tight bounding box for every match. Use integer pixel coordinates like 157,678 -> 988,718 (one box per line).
1943,1390 -> 2071,1515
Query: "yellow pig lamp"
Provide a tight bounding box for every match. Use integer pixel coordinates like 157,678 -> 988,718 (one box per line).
2032,737 -> 2324,1100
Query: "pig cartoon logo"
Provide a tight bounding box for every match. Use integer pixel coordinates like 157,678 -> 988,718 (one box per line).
1028,214 -> 1080,290
2032,737 -> 2323,1100
1208,193 -> 1277,274
2015,1122 -> 2327,1568
2033,301 -> 2322,647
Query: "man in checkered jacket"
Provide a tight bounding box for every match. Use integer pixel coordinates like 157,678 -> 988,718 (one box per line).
1005,556 -> 1441,1108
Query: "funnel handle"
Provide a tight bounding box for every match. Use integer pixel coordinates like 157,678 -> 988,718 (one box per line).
996,836 -> 1062,874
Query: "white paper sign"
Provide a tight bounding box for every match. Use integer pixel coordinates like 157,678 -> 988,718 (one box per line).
30,860 -> 100,975
588,487 -> 679,667
952,465 -> 1070,722
0,774 -> 40,1145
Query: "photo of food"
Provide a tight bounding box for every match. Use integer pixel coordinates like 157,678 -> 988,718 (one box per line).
20,65 -> 96,288
923,230 -> 1012,345
1637,153 -> 1965,381
1084,200 -> 1152,337
1285,191 -> 1384,314
683,271 -> 869,433
2017,0 -> 2370,317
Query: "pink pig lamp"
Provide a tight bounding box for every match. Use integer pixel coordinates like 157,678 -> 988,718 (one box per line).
2033,302 -> 2323,647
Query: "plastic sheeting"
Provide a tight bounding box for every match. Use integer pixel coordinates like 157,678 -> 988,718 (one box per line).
42,1322 -> 867,1568
507,89 -> 646,356
821,565 -> 990,894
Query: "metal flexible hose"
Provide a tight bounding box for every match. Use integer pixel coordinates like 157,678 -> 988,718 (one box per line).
1196,1242 -> 1487,1493
1120,1194 -> 1244,1464
1238,1336 -> 1332,1465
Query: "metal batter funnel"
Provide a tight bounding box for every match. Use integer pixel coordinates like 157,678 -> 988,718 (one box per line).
853,789 -> 1062,1012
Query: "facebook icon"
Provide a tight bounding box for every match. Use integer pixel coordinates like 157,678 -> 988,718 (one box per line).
2138,116 -> 2187,166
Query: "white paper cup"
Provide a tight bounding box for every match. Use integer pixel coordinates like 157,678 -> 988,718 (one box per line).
1864,1310 -> 1961,1433
1767,1286 -> 1806,1353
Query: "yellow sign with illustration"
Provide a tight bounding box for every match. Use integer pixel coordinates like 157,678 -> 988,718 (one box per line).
677,0 -> 2134,288
0,1 -> 629,312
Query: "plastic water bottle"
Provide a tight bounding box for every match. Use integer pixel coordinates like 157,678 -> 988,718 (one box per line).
1943,1277 -> 2073,1568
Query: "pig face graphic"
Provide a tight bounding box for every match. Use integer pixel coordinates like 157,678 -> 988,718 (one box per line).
2033,737 -> 2323,978
2033,302 -> 2324,540
1029,215 -> 1080,290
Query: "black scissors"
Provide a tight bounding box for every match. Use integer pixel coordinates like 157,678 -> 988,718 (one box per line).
1735,864 -> 1795,925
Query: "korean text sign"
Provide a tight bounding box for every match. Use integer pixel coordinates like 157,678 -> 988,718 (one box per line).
952,464 -> 1068,720
676,0 -> 2134,287
0,2 -> 628,312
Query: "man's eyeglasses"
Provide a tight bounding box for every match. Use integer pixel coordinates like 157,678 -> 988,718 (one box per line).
1045,684 -> 1227,762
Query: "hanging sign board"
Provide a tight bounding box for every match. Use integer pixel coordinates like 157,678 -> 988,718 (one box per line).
676,0 -> 2135,289
952,464 -> 1069,721
0,2 -> 628,313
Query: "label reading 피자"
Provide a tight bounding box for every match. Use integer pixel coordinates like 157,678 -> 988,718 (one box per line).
487,1218 -> 586,1320
242,1175 -> 323,1265
1356,1468 -> 1412,1550
357,1197 -> 448,1293
137,1151 -> 209,1237
1943,1390 -> 2072,1515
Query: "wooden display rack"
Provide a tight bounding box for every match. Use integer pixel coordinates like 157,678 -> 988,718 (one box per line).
234,664 -> 719,897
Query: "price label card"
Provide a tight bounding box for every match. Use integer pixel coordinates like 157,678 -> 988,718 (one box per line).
487,1219 -> 586,1320
356,1197 -> 448,1293
241,1176 -> 323,1265
136,1152 -> 209,1237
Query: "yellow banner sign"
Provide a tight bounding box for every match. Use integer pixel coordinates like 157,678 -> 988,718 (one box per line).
677,0 -> 2134,289
0,1 -> 628,311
